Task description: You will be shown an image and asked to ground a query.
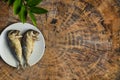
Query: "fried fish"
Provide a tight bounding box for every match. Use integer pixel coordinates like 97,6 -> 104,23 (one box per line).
22,30 -> 39,67
7,30 -> 23,69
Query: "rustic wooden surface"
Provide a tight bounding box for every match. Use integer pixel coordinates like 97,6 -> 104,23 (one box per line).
0,0 -> 120,80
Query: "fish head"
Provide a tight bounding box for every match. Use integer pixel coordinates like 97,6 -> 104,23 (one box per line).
27,30 -> 39,40
8,30 -> 22,40
32,30 -> 39,37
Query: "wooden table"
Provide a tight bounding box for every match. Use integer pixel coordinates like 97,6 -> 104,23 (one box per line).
0,0 -> 120,80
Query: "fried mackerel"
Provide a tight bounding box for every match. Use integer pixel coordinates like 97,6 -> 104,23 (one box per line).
23,30 -> 39,67
7,30 -> 23,69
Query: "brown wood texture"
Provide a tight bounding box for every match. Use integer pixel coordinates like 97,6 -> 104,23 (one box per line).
0,0 -> 120,80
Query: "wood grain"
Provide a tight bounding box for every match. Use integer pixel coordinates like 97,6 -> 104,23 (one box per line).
0,0 -> 120,80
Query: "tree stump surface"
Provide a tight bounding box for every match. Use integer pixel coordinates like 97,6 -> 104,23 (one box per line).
0,0 -> 120,80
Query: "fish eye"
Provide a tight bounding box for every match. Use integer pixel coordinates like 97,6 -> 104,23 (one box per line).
33,31 -> 38,34
33,31 -> 36,34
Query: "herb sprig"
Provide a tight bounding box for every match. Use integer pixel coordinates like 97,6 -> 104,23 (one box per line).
4,0 -> 48,27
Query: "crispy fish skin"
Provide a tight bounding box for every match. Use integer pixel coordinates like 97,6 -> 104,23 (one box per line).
7,30 -> 23,69
23,30 -> 39,67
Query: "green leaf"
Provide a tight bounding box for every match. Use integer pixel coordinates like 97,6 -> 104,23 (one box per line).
29,11 -> 37,26
19,5 -> 27,23
13,0 -> 22,14
30,7 -> 48,14
27,0 -> 42,7
8,0 -> 15,5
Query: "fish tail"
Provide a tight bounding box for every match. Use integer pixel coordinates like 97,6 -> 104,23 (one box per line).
23,60 -> 30,68
26,61 -> 30,67
16,56 -> 23,69
17,62 -> 21,70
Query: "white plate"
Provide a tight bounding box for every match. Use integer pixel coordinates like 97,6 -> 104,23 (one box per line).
0,23 -> 45,67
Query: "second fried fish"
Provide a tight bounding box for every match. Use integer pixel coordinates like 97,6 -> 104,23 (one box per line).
22,30 -> 39,67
